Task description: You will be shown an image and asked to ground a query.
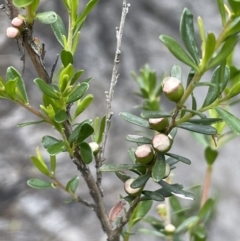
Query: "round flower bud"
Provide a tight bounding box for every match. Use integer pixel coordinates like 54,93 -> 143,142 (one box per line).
165,224 -> 176,234
11,17 -> 24,28
152,134 -> 173,153
149,117 -> 169,132
156,204 -> 167,218
135,144 -> 154,164
124,178 -> 142,196
6,27 -> 20,39
88,142 -> 100,155
162,76 -> 184,103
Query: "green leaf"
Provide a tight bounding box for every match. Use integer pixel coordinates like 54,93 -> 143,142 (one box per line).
35,11 -> 57,24
152,154 -> 166,182
165,153 -> 191,165
228,0 -> 240,15
217,0 -> 226,25
141,110 -> 171,118
42,135 -> 61,149
160,180 -> 195,200
159,35 -> 198,70
180,8 -> 200,64
131,174 -> 150,188
50,155 -> 56,173
126,135 -> 152,144
67,82 -> 89,104
208,35 -> 239,69
225,16 -> 240,37
17,120 -> 45,127
61,50 -> 73,67
54,109 -> 68,123
47,141 -> 65,156
74,0 -> 99,35
76,123 -> 94,144
99,164 -> 145,172
66,176 -> 79,193
5,79 -> 17,99
203,32 -> 216,65
30,156 -> 50,176
70,70 -> 84,85
93,116 -> 106,144
198,198 -> 214,223
175,216 -> 199,233
6,67 -> 28,103
13,0 -> 34,7
51,14 -> 67,47
215,107 -> 240,134
79,142 -> 93,164
204,147 -> 218,165
177,122 -> 217,135
74,94 -> 94,118
202,65 -> 230,107
227,80 -> 240,99
34,78 -> 58,99
142,190 -> 165,201
188,118 -> 222,125
128,148 -> 136,163
115,171 -> 131,183
27,179 -> 52,189
119,112 -> 150,128
170,65 -> 182,80
128,200 -> 153,228
138,229 -> 166,238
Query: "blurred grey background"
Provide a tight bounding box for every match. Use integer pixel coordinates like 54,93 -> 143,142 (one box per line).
0,0 -> 240,241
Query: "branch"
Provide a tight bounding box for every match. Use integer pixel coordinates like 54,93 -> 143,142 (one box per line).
96,0 -> 131,186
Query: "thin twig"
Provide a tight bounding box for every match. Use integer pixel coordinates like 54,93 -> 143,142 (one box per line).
97,0 -> 131,187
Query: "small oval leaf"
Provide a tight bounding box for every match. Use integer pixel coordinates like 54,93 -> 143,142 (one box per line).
152,154 -> 166,182
34,78 -> 58,99
79,142 -> 93,164
35,11 -> 57,24
67,83 -> 89,104
27,179 -> 52,189
51,14 -> 67,47
66,176 -> 79,193
131,174 -> 150,189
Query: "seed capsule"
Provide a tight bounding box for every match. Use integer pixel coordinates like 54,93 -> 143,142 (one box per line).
135,144 -> 154,164
152,133 -> 173,153
162,76 -> 184,103
149,117 -> 169,132
124,178 -> 142,196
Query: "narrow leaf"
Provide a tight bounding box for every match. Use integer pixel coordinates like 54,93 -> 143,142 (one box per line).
202,65 -> 230,107
99,164 -> 145,172
215,107 -> 240,134
198,198 -> 214,223
142,190 -> 165,201
74,94 -> 94,118
165,153 -> 191,165
141,111 -> 171,118
188,118 -> 222,125
180,8 -> 200,64
208,35 -> 239,69
152,154 -> 166,182
177,122 -> 217,135
126,135 -> 152,144
27,179 -> 52,189
138,229 -> 166,238
17,120 -> 45,127
175,216 -> 199,233
159,35 -> 198,70
120,112 -> 150,128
